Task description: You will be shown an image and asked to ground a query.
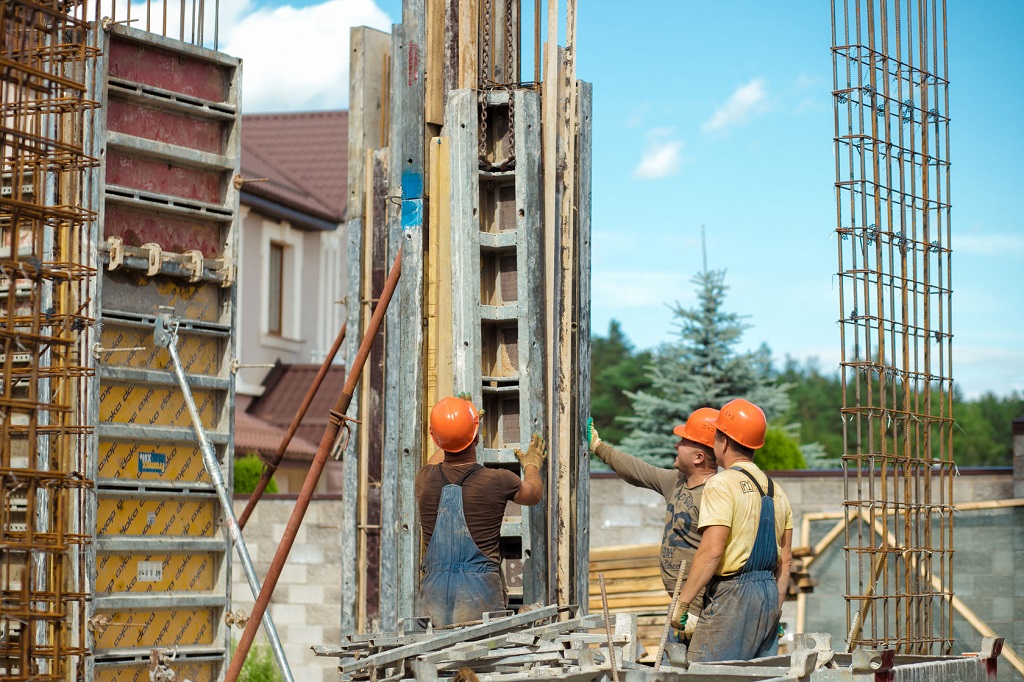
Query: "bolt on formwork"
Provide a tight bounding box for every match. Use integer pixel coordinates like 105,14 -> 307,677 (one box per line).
832,0 -> 954,657
0,0 -> 99,679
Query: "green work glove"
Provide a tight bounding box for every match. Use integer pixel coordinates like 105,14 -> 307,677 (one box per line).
515,433 -> 547,470
587,417 -> 601,453
778,623 -> 785,639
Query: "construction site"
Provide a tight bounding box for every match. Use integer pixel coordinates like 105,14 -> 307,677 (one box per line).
1,0 -> 1021,681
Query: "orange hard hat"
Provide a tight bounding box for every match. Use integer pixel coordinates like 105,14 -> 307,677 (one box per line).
429,396 -> 480,452
714,399 -> 766,450
672,407 -> 720,448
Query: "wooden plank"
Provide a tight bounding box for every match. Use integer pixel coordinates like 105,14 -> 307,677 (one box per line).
587,578 -> 665,595
574,79 -> 593,612
396,0 -> 428,621
457,0 -> 478,89
445,89 -> 481,404
426,135 -> 453,404
587,567 -> 661,581
425,0 -> 444,125
590,544 -> 660,561
514,88 -> 548,606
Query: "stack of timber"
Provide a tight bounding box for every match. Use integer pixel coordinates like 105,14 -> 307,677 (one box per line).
315,604 -> 643,682
590,544 -> 817,655
588,545 -> 669,656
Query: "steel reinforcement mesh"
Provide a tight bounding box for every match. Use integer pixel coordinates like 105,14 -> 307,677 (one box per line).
1,1 -> 98,678
832,0 -> 954,655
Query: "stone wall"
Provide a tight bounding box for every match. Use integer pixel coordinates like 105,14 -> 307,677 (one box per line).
231,497 -> 342,682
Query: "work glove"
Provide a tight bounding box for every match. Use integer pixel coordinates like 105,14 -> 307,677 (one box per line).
587,417 -> 602,453
514,433 -> 547,470
669,604 -> 697,638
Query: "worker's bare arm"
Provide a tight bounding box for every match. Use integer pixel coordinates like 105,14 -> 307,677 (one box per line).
513,465 -> 544,505
677,524 -> 728,606
775,528 -> 793,609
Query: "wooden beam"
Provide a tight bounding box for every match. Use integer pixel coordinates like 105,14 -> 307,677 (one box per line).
457,0 -> 478,89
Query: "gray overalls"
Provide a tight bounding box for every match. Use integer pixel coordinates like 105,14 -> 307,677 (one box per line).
689,466 -> 782,662
417,464 -> 505,626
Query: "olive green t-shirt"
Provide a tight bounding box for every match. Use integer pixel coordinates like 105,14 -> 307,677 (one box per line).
594,442 -> 706,597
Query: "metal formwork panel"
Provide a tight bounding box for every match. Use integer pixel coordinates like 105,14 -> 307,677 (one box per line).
87,24 -> 240,679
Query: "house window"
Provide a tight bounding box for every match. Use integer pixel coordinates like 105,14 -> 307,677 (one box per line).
268,242 -> 284,335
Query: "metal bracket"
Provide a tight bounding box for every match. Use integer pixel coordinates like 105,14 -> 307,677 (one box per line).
183,249 -> 204,283
106,235 -> 124,271
140,242 -> 162,276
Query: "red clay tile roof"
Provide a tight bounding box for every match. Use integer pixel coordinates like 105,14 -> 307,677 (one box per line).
234,394 -> 320,461
245,363 -> 348,454
240,110 -> 348,224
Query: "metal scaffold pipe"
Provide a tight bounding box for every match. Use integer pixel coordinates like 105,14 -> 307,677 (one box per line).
225,249 -> 403,682
154,314 -> 295,682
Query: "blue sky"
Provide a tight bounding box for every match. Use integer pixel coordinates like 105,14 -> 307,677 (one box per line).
219,0 -> 1022,398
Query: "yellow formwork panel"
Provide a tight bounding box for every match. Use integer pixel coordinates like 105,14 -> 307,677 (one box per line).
96,552 -> 218,593
100,325 -> 222,375
97,497 -> 217,537
96,661 -> 219,682
92,607 -> 218,649
99,382 -> 220,429
97,440 -> 213,483
102,271 -> 224,323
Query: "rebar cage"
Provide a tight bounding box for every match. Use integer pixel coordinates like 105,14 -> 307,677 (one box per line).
1,1 -> 100,678
832,0 -> 954,655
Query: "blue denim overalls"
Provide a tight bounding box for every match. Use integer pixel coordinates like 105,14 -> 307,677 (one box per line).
417,464 -> 505,626
688,466 -> 782,662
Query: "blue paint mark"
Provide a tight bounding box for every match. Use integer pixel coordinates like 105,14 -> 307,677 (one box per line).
402,171 -> 424,199
138,451 -> 168,475
402,198 -> 423,231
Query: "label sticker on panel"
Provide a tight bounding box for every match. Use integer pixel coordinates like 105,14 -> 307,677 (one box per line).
137,561 -> 163,582
138,451 -> 168,475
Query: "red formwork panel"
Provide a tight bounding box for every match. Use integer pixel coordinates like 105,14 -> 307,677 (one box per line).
106,152 -> 223,204
107,100 -> 225,153
108,37 -> 229,102
104,205 -> 224,255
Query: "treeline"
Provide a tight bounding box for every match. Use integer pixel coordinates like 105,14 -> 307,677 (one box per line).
590,271 -> 1022,468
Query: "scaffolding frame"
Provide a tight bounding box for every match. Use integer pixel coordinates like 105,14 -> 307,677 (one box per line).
0,1 -> 99,678
831,0 -> 954,656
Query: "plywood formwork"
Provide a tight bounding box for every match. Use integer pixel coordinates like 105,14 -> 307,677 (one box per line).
343,0 -> 591,630
85,23 -> 240,680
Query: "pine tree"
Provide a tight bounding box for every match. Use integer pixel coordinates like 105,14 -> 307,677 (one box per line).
619,268 -> 792,466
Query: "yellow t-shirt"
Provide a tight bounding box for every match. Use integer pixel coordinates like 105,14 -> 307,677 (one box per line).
697,461 -> 793,576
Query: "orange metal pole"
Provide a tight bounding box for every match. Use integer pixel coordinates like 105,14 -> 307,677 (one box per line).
237,321 -> 348,529
225,249 -> 401,682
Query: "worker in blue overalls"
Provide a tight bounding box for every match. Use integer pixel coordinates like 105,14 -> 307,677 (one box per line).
672,399 -> 794,662
414,396 -> 546,626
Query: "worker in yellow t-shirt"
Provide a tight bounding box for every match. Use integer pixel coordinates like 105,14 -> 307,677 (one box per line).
673,399 -> 794,662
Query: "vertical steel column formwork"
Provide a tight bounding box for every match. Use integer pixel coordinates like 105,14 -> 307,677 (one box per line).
832,0 -> 954,656
86,23 -> 241,681
0,2 -> 99,679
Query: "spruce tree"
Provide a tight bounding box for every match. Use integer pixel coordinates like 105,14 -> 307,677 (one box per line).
619,268 -> 792,466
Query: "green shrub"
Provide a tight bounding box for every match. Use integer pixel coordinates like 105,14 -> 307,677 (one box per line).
233,453 -> 278,494
233,638 -> 283,682
755,427 -> 807,471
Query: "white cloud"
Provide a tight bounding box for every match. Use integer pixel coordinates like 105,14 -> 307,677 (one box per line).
955,233 -> 1024,257
221,0 -> 392,112
592,271 -> 690,309
632,128 -> 682,179
702,78 -> 768,133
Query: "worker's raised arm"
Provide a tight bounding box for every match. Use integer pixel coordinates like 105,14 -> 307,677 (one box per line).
590,423 -> 675,493
513,433 -> 547,506
775,528 -> 793,609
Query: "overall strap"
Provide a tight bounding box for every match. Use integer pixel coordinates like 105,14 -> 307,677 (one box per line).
437,463 -> 483,486
731,466 -> 774,498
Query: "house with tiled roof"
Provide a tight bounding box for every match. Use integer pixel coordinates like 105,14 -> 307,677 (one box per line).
234,111 -> 349,492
